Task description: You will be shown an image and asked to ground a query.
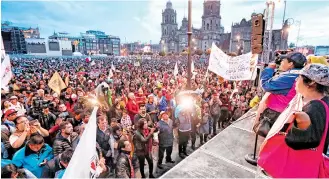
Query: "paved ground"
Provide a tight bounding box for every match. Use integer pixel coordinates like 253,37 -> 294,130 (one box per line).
143,128 -> 224,178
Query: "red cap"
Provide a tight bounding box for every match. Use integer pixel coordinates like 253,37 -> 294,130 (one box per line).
5,109 -> 17,117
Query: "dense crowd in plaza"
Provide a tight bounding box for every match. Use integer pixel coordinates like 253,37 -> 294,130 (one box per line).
1,51 -> 329,178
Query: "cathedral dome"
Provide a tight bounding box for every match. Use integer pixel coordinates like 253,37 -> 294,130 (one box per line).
166,1 -> 172,9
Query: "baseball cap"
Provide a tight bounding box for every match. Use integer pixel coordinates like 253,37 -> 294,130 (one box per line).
298,64 -> 329,87
280,52 -> 306,68
4,108 -> 17,117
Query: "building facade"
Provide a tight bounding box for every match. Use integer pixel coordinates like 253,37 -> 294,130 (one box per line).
160,0 -> 225,53
230,15 -> 289,55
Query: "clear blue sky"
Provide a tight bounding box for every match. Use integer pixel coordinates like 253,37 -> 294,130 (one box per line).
2,0 -> 329,46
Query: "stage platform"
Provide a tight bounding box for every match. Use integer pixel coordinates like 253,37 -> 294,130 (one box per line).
161,108 -> 268,178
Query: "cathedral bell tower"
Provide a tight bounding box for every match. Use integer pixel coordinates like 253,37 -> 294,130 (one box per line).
160,1 -> 178,52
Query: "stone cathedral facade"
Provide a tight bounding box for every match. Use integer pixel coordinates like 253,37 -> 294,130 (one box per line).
159,0 -> 288,54
160,0 -> 228,53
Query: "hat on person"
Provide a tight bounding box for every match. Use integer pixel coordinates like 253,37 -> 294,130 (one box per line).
4,108 -> 17,117
298,64 -> 329,87
9,96 -> 18,100
279,52 -> 307,68
307,56 -> 329,66
158,111 -> 168,119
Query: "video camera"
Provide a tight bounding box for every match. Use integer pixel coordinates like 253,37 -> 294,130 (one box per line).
274,50 -> 292,65
30,98 -> 53,118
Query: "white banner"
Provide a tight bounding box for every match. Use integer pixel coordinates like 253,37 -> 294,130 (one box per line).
134,61 -> 140,67
208,43 -> 258,81
1,55 -> 13,89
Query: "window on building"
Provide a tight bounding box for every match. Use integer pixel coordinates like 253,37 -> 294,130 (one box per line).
207,23 -> 209,30
172,42 -> 174,47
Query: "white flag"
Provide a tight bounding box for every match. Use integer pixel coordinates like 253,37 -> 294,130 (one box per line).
1,55 -> 13,89
62,107 -> 100,179
174,62 -> 178,77
191,60 -> 197,80
108,69 -> 114,79
111,63 -> 115,71
90,61 -> 96,66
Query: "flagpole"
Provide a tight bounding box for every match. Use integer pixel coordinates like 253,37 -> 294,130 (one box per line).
187,0 -> 192,89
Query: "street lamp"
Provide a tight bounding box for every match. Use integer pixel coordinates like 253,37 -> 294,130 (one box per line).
236,35 -> 240,41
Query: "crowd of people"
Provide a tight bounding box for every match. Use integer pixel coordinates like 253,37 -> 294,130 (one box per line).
1,52 -> 263,178
1,51 -> 328,178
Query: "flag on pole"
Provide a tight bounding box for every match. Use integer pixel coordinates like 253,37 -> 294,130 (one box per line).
174,62 -> 178,78
111,63 -> 115,71
108,69 -> 114,79
90,61 -> 96,66
1,55 -> 13,89
63,107 -> 100,179
191,60 -> 197,79
65,76 -> 70,87
48,72 -> 67,95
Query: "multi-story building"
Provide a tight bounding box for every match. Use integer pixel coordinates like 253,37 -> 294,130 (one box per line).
160,0 -> 225,53
230,15 -> 290,55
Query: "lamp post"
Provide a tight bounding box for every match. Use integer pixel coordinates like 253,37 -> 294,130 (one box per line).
295,20 -> 301,48
187,0 -> 192,89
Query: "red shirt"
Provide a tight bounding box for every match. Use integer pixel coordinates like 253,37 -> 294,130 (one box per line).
126,99 -> 139,120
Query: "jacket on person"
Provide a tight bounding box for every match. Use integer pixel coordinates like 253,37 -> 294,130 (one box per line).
96,127 -> 111,157
174,105 -> 192,132
261,68 -> 299,95
126,100 -> 139,120
116,152 -> 139,178
52,132 -> 78,157
158,96 -> 168,112
158,119 -> 174,147
133,130 -> 153,156
12,144 -> 54,178
198,113 -> 212,134
39,112 -> 56,130
41,156 -> 62,178
261,67 -> 299,112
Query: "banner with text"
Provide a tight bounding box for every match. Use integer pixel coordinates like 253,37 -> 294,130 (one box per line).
208,43 -> 258,81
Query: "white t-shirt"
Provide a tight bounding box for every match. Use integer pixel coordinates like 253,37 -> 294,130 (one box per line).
9,134 -> 20,146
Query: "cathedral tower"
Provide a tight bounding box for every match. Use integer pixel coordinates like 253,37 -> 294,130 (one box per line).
160,1 -> 178,52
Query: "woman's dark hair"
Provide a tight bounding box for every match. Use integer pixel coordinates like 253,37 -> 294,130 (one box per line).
28,134 -> 44,145
117,139 -> 127,154
301,75 -> 329,94
1,164 -> 17,178
137,118 -> 146,130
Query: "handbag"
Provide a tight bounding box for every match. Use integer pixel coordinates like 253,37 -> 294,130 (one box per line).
258,100 -> 329,178
255,116 -> 273,138
254,108 -> 280,138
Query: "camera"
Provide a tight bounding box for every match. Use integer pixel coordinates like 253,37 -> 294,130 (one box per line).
274,50 -> 289,65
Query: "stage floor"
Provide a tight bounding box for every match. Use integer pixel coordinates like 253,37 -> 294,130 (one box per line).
161,108 -> 269,178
